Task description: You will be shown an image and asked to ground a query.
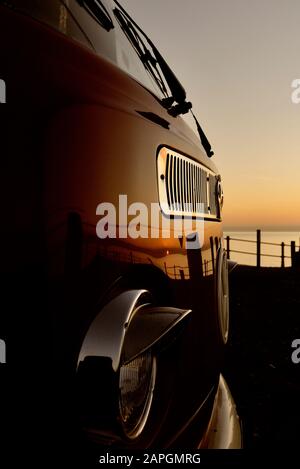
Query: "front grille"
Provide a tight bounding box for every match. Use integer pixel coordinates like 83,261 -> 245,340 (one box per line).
157,147 -> 220,219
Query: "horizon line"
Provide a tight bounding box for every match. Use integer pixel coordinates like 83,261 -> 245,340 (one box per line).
223,226 -> 300,232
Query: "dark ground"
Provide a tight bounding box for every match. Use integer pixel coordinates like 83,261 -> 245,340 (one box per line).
223,265 -> 300,448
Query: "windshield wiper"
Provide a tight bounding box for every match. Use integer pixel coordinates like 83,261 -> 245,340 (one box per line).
113,0 -> 191,116
77,0 -> 114,31
113,7 -> 169,98
112,0 -> 214,157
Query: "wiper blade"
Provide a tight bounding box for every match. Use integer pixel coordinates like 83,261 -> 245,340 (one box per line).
113,7 -> 169,97
77,0 -> 114,31
148,43 -> 189,109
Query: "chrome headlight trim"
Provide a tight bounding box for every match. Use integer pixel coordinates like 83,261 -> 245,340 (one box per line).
217,248 -> 230,344
76,289 -> 191,440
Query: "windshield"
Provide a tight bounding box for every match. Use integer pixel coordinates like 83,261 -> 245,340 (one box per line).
113,5 -> 170,99
112,1 -> 192,115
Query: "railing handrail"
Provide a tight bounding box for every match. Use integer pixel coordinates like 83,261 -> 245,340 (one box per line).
228,236 -> 299,248
225,230 -> 299,267
230,249 -> 292,259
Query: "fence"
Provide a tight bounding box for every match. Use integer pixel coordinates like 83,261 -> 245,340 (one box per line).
226,229 -> 300,268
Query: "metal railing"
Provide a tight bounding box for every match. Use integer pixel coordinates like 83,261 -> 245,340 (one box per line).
226,229 -> 300,268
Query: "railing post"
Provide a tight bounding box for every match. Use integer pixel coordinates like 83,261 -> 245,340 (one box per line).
291,241 -> 296,268
281,242 -> 285,268
210,236 -> 215,274
256,229 -> 261,268
226,235 -> 230,259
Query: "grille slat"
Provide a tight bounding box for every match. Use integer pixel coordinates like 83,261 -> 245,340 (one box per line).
180,158 -> 184,211
192,165 -> 194,210
172,155 -> 177,210
186,162 -> 190,209
176,156 -> 180,210
196,168 -> 200,207
173,155 -> 176,210
193,165 -> 196,213
189,163 -> 193,210
183,159 -> 186,210
168,154 -> 174,209
165,153 -> 171,208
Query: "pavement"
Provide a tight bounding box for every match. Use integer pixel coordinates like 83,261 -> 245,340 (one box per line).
223,265 -> 300,447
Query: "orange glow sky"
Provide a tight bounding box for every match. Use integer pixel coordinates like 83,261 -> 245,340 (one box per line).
123,0 -> 300,230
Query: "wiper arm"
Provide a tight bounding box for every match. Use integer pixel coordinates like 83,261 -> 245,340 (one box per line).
191,111 -> 214,158
113,0 -> 191,117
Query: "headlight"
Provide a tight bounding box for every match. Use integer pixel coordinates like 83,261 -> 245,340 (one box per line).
77,290 -> 190,442
119,352 -> 156,438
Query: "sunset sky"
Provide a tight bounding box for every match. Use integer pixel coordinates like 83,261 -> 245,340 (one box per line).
122,0 -> 300,230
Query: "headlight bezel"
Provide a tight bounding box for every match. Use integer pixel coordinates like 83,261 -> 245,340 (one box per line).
76,289 -> 191,442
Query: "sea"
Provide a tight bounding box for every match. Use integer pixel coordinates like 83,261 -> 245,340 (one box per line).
223,231 -> 300,267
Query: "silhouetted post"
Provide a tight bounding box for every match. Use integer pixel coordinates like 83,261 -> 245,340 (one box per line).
281,242 -> 285,268
291,241 -> 296,268
210,236 -> 215,274
256,229 -> 261,268
226,236 -> 230,259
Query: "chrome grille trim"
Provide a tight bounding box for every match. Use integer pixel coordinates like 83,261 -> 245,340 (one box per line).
157,147 -> 220,219
209,174 -> 218,216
